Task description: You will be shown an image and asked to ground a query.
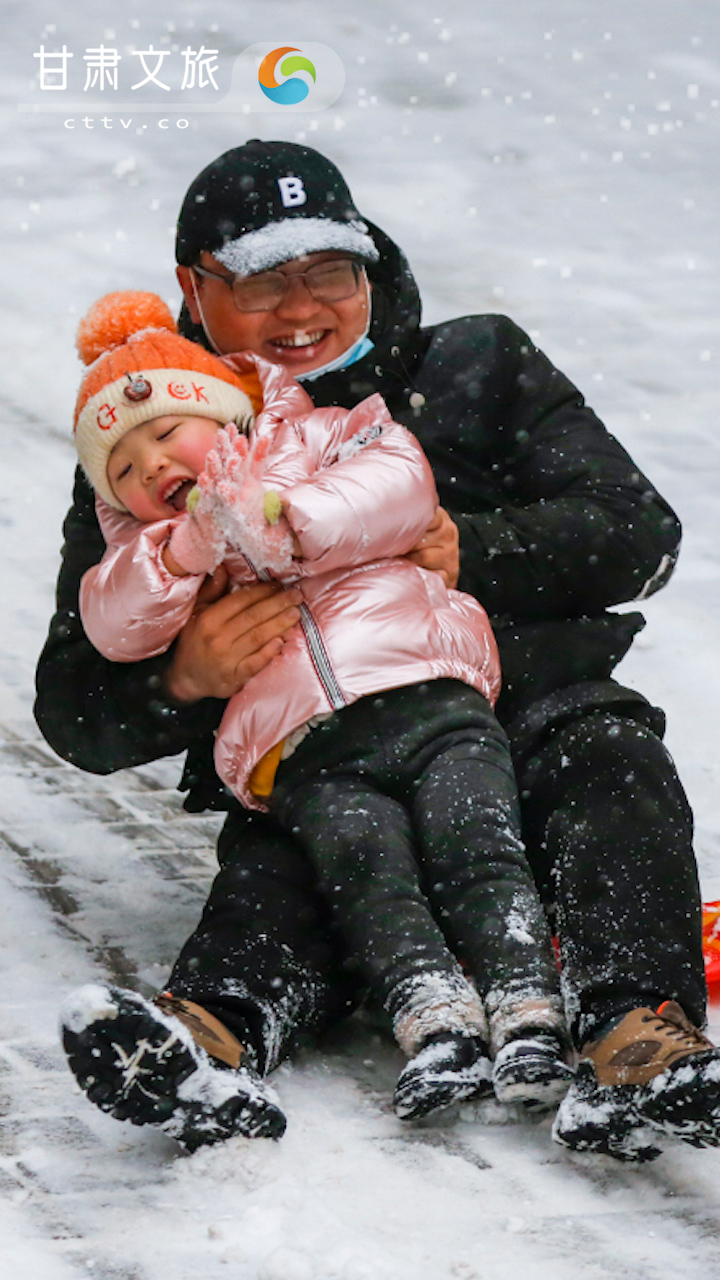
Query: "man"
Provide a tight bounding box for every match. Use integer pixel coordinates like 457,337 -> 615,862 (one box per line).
37,140 -> 717,1162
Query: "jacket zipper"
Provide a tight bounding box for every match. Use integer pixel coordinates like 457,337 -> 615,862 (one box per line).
246,558 -> 347,712
297,602 -> 347,711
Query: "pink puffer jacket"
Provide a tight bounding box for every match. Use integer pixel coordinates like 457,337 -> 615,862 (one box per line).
81,353 -> 500,810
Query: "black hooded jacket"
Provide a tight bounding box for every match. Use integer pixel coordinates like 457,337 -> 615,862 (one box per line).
35,221 -> 679,803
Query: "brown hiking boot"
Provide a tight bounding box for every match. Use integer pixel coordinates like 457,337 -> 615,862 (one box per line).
581,1002 -> 715,1086
61,985 -> 286,1149
553,1002 -> 720,1162
154,992 -> 247,1069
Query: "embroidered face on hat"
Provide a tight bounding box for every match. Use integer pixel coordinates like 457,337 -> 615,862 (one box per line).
175,139 -> 379,276
73,291 -> 262,510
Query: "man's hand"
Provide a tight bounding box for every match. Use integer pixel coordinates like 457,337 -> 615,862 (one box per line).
164,567 -> 302,703
404,506 -> 460,588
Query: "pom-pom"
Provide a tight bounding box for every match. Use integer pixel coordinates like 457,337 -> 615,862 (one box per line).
76,291 -> 177,366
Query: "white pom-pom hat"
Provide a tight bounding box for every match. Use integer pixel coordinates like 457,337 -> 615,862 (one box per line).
74,291 -> 262,510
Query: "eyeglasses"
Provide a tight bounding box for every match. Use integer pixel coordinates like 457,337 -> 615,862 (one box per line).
192,258 -> 364,313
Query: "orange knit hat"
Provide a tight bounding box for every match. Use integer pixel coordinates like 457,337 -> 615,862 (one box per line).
74,291 -> 263,510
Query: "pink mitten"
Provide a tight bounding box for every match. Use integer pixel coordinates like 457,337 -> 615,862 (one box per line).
167,487 -> 227,575
200,425 -> 295,576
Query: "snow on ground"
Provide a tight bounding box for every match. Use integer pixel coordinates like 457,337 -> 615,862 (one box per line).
1,0 -> 719,1276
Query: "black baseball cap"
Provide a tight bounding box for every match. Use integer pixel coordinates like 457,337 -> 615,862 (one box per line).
176,139 -> 379,276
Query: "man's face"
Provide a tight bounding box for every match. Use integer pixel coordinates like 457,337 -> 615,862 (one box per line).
177,250 -> 370,375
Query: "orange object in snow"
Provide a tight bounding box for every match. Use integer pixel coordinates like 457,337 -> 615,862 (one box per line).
703,902 -> 720,986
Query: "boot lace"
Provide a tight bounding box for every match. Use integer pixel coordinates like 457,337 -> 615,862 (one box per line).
641,1003 -> 713,1051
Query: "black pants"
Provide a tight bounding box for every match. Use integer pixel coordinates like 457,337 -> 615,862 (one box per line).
170,694 -> 705,1072
515,710 -> 703,1045
268,682 -> 559,1027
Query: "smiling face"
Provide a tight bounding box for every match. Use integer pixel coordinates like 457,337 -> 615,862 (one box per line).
108,415 -> 222,522
176,250 -> 371,375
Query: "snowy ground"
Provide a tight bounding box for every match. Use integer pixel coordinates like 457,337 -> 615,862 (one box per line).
1,1 -> 720,1276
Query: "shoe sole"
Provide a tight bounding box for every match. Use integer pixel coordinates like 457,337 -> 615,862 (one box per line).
634,1051 -> 720,1148
394,1072 -> 494,1121
494,1055 -> 575,1110
553,1053 -> 720,1161
495,1074 -> 574,1109
60,984 -> 286,1148
394,1043 -> 494,1122
552,1071 -> 662,1163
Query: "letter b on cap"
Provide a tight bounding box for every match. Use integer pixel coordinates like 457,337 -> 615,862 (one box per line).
278,176 -> 307,208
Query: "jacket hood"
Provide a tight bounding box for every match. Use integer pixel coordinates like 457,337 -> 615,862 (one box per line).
362,219 -> 422,357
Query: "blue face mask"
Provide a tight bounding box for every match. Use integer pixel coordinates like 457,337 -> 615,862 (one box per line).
297,332 -> 374,383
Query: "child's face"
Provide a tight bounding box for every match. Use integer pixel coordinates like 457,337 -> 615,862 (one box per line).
108,415 -> 222,521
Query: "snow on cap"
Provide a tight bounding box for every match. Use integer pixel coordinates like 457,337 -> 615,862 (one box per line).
215,216 -> 377,278
176,138 -> 378,273
73,291 -> 262,511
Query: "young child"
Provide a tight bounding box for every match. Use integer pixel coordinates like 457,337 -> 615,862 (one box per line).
69,290 -> 573,1128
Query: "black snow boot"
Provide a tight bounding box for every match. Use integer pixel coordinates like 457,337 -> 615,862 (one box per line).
492,1033 -> 575,1109
60,984 -> 286,1150
393,1032 -> 493,1121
